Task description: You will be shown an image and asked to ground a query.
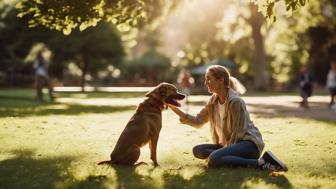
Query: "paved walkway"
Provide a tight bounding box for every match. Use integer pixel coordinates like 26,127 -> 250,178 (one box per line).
55,94 -> 336,121
53,86 -> 154,92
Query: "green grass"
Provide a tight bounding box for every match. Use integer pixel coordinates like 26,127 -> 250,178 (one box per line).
0,88 -> 335,189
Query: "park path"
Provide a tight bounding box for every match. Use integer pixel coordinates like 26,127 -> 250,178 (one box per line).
244,96 -> 336,121
56,94 -> 336,121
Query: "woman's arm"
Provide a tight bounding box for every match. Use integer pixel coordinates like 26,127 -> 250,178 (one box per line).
167,103 -> 209,128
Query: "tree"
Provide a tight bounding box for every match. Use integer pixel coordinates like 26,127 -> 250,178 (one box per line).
263,0 -> 336,86
16,0 -> 180,35
0,3 -> 125,89
120,28 -> 173,85
50,22 -> 125,91
163,1 -> 270,89
15,0 -> 308,35
0,3 -> 57,86
248,3 -> 269,90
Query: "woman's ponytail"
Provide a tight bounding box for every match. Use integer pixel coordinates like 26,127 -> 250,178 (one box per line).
229,76 -> 247,95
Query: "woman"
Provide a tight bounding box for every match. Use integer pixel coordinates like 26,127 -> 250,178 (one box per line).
168,65 -> 288,171
326,61 -> 336,107
299,65 -> 313,108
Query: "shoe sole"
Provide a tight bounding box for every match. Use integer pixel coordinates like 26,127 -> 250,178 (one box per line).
265,150 -> 288,172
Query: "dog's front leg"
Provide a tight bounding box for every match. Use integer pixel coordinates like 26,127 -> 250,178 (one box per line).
149,133 -> 159,167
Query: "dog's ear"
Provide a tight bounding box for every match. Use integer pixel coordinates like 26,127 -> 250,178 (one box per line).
145,83 -> 168,98
145,86 -> 160,98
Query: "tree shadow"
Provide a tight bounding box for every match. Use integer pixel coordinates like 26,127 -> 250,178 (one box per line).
98,163 -> 293,189
0,148 -> 107,189
162,167 -> 293,189
0,102 -> 136,118
101,164 -> 157,189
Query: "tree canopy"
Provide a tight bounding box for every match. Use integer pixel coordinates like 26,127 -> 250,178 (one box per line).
16,0 -> 308,35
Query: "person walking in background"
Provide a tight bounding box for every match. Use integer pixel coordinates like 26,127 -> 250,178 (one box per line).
33,48 -> 54,103
177,69 -> 194,112
168,65 -> 288,172
326,61 -> 336,108
299,65 -> 313,109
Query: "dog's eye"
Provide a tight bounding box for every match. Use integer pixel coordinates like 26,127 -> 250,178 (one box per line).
159,87 -> 167,97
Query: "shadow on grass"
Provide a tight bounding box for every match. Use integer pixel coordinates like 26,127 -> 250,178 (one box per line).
98,164 -> 292,189
0,149 -> 106,189
0,90 -> 145,100
161,168 -> 292,189
108,165 -> 157,189
0,102 -> 136,117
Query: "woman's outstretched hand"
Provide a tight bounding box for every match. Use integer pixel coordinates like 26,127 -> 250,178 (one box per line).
167,104 -> 186,118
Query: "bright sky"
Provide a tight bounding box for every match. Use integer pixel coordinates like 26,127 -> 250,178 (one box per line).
160,0 -> 236,65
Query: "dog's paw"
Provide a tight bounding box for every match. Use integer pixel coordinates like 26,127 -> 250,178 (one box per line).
135,161 -> 148,167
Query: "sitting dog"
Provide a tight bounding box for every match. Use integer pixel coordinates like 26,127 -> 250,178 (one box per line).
98,82 -> 185,166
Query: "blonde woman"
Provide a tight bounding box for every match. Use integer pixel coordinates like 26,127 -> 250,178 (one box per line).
168,65 -> 287,171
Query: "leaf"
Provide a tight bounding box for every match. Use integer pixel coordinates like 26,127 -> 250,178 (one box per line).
267,2 -> 275,19
299,0 -> 305,6
79,23 -> 89,31
15,2 -> 24,9
17,12 -> 27,18
63,27 -> 72,35
291,1 -> 297,10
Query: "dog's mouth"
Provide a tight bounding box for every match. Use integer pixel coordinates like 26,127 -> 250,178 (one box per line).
165,93 -> 185,107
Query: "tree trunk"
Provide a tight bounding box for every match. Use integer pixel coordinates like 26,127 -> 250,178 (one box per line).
249,4 -> 269,90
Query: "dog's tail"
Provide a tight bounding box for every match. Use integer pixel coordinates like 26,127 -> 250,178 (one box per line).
97,160 -> 113,165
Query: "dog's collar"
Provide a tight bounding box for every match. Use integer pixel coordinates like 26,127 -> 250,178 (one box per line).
146,96 -> 165,111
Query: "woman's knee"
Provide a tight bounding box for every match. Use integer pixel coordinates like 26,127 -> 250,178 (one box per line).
207,152 -> 222,168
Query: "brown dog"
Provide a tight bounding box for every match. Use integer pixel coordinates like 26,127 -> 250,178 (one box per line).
98,82 -> 185,166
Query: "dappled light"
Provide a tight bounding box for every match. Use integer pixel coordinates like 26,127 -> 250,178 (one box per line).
1,0 -> 336,188
1,90 -> 336,188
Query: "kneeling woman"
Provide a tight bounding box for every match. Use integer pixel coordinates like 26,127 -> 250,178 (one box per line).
168,65 -> 287,171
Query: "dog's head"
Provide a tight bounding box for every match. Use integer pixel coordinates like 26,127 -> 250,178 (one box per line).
145,82 -> 185,107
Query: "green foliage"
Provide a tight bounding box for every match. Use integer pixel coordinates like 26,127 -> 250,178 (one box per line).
16,0 -> 179,35
15,0 -> 308,35
0,5 -> 37,69
0,2 -> 125,83
265,0 -> 336,85
121,49 -> 172,84
253,0 -> 309,22
52,22 -> 125,76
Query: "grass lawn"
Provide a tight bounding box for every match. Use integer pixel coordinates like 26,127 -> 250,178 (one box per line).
0,88 -> 335,189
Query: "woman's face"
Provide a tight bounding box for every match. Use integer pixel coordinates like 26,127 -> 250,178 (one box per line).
205,71 -> 223,94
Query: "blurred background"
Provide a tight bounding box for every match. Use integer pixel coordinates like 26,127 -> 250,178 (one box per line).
1,0 -> 336,94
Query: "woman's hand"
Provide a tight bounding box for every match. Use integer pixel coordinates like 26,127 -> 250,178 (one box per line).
167,104 -> 186,118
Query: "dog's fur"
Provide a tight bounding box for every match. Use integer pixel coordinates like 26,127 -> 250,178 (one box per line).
98,82 -> 185,166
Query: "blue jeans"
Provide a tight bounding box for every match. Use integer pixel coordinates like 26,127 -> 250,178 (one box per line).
192,140 -> 260,168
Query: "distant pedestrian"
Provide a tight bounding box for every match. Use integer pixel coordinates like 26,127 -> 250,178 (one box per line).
326,61 -> 336,108
33,49 -> 53,103
299,65 -> 313,109
177,69 -> 194,111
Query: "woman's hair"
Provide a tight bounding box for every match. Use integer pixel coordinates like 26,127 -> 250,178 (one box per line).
207,65 -> 246,95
